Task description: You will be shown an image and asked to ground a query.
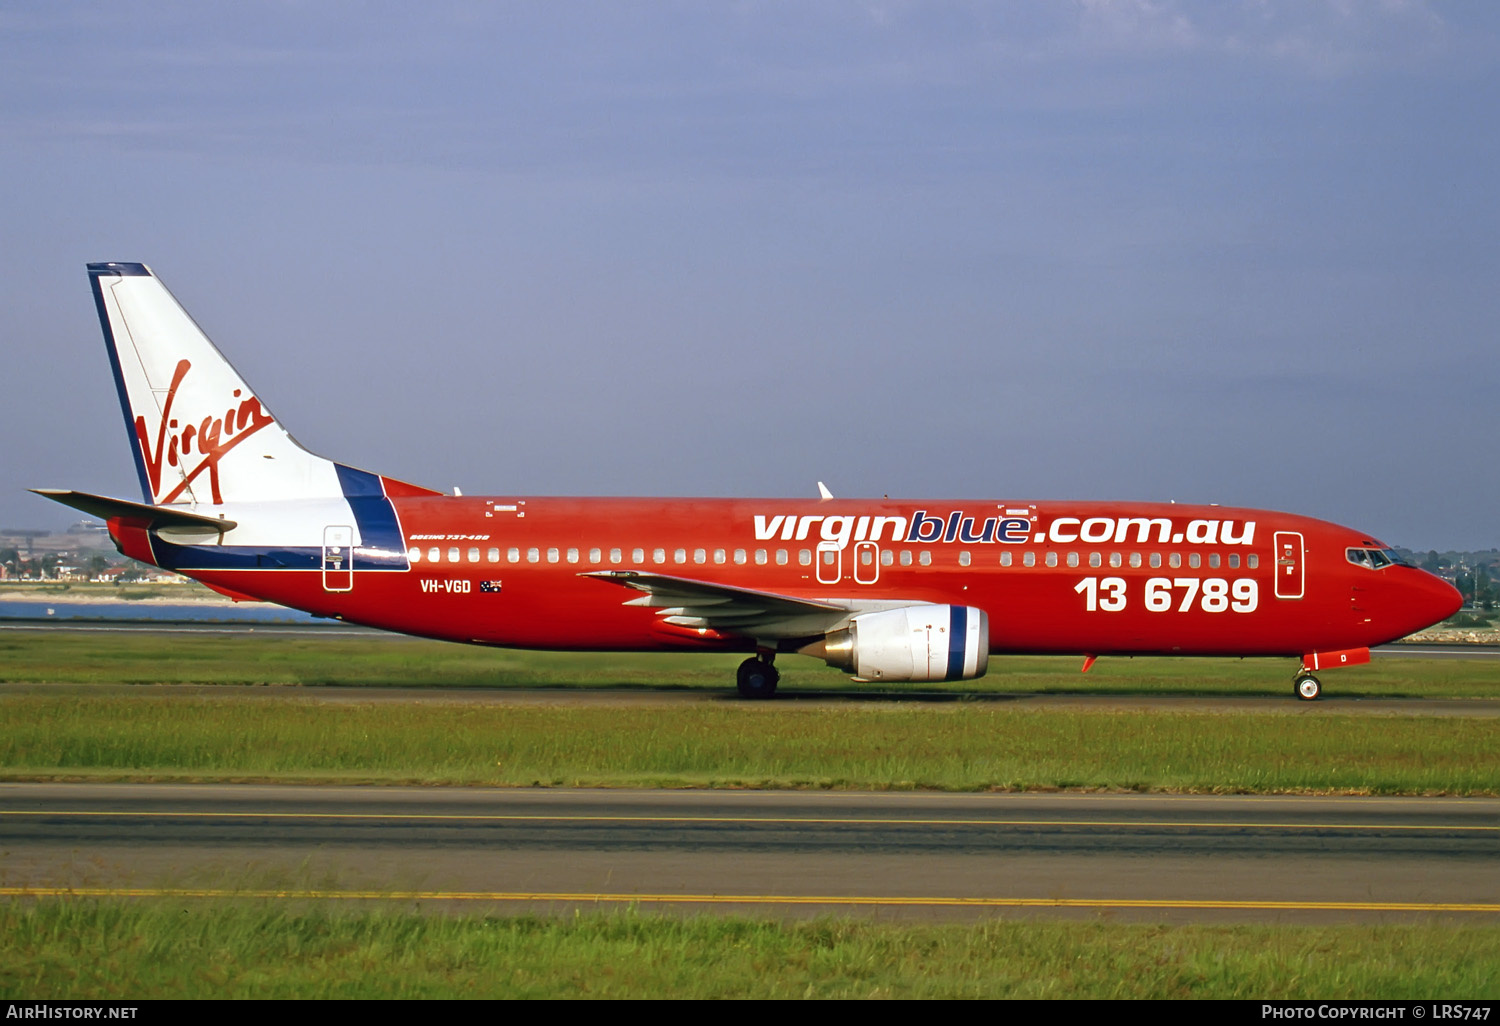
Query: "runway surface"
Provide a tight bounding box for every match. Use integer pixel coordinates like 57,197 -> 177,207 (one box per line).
2,784 -> 1496,922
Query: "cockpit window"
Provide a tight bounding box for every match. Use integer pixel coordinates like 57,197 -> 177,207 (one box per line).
1347,547 -> 1407,570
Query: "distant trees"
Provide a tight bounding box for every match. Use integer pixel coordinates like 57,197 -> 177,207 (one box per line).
1455,569 -> 1495,611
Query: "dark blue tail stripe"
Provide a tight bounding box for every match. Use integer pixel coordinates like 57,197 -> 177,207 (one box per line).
89,266 -> 154,504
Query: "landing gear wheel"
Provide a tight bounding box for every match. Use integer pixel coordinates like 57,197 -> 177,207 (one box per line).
1294,674 -> 1322,701
736,657 -> 779,700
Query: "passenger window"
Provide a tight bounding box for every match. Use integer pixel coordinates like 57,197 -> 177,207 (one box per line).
862,549 -> 874,566
527,547 -> 539,563
632,548 -> 645,564
429,547 -> 440,563
880,550 -> 892,566
487,548 -> 500,563
673,548 -> 686,564
821,550 -> 835,565
1149,553 -> 1161,569
1109,553 -> 1121,568
589,548 -> 602,563
547,548 -> 559,563
714,549 -> 726,564
408,547 -> 421,563
1067,552 -> 1079,568
448,547 -> 460,563
1189,553 -> 1201,569
1228,554 -> 1239,569
1209,553 -> 1220,569
1089,553 -> 1101,568
1169,553 -> 1181,569
777,549 -> 789,565
508,547 -> 520,563
609,548 -> 622,563
1000,551 -> 1012,567
800,550 -> 812,566
918,551 -> 932,566
566,548 -> 579,564
1129,553 -> 1141,569
1023,552 -> 1035,568
734,549 -> 747,565
693,548 -> 706,564
959,551 -> 971,567
900,551 -> 913,567
467,547 -> 480,563
1248,554 -> 1258,569
755,549 -> 768,565
654,548 -> 667,564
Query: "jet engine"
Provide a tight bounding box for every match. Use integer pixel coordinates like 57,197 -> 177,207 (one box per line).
817,605 -> 989,682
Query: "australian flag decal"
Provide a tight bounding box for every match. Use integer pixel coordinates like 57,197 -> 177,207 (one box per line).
479,580 -> 502,593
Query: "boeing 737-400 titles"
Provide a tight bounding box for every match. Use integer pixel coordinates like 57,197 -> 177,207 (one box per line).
35,263 -> 1461,699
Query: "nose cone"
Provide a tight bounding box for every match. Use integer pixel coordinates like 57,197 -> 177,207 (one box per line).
1392,568 -> 1463,637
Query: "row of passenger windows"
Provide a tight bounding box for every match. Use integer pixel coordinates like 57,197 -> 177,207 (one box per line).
407,545 -> 1258,571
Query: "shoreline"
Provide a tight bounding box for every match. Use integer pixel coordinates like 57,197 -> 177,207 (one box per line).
0,584 -> 239,606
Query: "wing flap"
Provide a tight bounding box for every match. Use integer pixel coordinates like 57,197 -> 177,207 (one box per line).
583,570 -> 850,638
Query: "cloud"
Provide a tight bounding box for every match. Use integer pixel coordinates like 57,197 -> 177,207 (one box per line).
1068,0 -> 1453,74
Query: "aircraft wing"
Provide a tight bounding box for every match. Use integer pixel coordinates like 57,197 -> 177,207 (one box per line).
582,570 -> 850,637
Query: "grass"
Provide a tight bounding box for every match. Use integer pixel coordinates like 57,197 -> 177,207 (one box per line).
1,630 -> 1496,792
0,629 -> 1497,696
2,901 -> 1496,999
2,694 -> 1496,792
3,632 -> 1495,998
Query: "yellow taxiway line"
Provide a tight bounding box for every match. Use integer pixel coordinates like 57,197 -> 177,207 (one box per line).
1,886 -> 1497,913
1,807 -> 1496,831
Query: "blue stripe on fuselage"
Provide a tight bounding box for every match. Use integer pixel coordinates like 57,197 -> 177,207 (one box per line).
335,464 -> 408,569
145,466 -> 410,573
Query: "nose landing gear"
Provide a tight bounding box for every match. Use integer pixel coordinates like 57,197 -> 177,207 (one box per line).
1294,673 -> 1322,701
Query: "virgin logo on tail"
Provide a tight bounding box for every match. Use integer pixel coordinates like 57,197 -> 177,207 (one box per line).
135,359 -> 276,504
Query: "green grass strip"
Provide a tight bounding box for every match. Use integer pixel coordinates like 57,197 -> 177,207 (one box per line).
2,900 -> 1496,999
1,630 -> 1497,696
3,695 -> 1495,792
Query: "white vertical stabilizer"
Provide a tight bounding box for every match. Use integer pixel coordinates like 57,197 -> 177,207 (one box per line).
89,262 -> 343,506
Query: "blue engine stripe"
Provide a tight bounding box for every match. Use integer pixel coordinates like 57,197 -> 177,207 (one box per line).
946,605 -> 967,681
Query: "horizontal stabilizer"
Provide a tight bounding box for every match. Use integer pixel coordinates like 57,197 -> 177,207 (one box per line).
31,489 -> 238,533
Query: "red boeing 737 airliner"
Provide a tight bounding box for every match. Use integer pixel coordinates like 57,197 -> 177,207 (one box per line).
36,263 -> 1460,700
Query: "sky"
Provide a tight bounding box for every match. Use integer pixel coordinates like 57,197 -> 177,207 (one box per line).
2,1 -> 1496,551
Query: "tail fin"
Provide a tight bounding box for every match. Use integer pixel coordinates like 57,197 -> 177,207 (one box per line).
88,262 -> 403,506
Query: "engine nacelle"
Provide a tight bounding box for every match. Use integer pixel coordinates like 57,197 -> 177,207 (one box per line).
820,605 -> 989,682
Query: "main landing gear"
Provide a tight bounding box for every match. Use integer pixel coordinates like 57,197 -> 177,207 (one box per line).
1294,672 -> 1322,701
736,654 -> 780,700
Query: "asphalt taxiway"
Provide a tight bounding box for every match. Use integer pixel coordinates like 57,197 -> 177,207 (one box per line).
2,784 -> 1495,923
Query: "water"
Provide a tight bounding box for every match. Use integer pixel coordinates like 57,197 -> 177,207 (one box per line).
0,599 -> 322,624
